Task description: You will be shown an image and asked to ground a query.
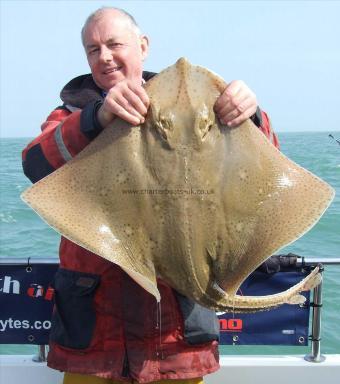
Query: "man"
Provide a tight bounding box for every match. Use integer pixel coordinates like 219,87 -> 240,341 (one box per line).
22,7 -> 279,384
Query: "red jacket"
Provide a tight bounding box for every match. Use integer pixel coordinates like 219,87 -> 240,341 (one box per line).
22,72 -> 279,382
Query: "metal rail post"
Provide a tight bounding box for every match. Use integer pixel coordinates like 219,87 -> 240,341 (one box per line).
32,345 -> 47,362
304,265 -> 325,363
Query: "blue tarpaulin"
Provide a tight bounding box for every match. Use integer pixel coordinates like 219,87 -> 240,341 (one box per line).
0,261 -> 310,346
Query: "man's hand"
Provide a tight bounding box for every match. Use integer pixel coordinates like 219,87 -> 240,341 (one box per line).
214,80 -> 257,128
97,79 -> 150,127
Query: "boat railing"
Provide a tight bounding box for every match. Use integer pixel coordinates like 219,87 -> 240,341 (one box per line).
295,258 -> 340,362
1,256 -> 340,364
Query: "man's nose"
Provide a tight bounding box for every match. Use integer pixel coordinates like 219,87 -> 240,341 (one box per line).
99,46 -> 112,62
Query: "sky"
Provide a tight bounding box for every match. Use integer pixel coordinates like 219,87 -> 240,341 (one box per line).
1,0 -> 340,138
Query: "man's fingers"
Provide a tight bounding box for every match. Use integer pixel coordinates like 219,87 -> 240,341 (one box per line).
219,97 -> 255,125
123,87 -> 149,116
214,80 -> 243,111
98,79 -> 150,127
104,80 -> 150,125
213,79 -> 257,128
128,83 -> 150,109
226,106 -> 256,128
216,92 -> 247,118
114,107 -> 143,126
105,97 -> 143,125
112,93 -> 145,121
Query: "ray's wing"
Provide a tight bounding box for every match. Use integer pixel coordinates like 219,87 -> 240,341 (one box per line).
212,118 -> 334,299
21,120 -> 161,301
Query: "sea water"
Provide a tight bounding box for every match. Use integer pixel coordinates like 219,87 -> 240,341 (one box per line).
0,133 -> 339,355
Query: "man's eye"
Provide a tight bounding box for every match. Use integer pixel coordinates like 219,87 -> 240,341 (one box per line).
109,43 -> 122,48
88,48 -> 99,55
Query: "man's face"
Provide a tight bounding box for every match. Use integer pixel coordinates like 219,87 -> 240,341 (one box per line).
83,11 -> 149,91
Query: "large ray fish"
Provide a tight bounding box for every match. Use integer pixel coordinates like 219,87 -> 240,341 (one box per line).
21,58 -> 334,312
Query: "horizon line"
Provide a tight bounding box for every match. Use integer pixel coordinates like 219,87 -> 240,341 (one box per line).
1,130 -> 340,140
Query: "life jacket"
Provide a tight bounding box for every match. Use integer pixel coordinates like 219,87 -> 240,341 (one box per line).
48,238 -> 220,382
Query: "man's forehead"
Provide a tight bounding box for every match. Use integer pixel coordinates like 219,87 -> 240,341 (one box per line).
86,10 -> 135,33
84,15 -> 137,44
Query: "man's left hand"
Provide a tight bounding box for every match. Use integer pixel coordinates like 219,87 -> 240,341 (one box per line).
214,80 -> 257,128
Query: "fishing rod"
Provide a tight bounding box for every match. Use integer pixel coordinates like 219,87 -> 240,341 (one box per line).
328,134 -> 340,145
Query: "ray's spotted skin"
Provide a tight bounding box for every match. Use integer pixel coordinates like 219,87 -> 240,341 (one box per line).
21,58 -> 335,312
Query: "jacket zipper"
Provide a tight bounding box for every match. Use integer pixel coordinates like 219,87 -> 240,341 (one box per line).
121,350 -> 130,378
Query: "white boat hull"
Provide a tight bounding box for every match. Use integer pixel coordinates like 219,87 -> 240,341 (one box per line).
1,354 -> 340,384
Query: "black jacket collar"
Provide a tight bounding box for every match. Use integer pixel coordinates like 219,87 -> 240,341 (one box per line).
60,71 -> 157,108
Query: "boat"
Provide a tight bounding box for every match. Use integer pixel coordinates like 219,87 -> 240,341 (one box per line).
1,255 -> 340,384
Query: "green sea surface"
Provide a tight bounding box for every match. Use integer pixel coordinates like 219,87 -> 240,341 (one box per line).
0,133 -> 339,356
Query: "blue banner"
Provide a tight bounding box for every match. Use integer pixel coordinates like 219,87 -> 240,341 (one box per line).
0,263 -> 58,344
0,262 -> 310,346
218,270 -> 310,346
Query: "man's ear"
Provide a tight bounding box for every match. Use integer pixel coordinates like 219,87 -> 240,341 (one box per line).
140,35 -> 149,61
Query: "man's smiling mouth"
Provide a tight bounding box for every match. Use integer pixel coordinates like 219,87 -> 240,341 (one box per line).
103,67 -> 122,74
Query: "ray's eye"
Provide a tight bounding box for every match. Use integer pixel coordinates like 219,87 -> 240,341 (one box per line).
196,104 -> 214,140
198,116 -> 214,140
158,114 -> 173,130
200,118 -> 213,132
155,113 -> 174,141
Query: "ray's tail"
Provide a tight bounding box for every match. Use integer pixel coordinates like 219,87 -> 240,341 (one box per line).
209,265 -> 321,312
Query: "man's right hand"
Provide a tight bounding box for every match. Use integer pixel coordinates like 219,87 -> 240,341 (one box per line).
97,79 -> 150,127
